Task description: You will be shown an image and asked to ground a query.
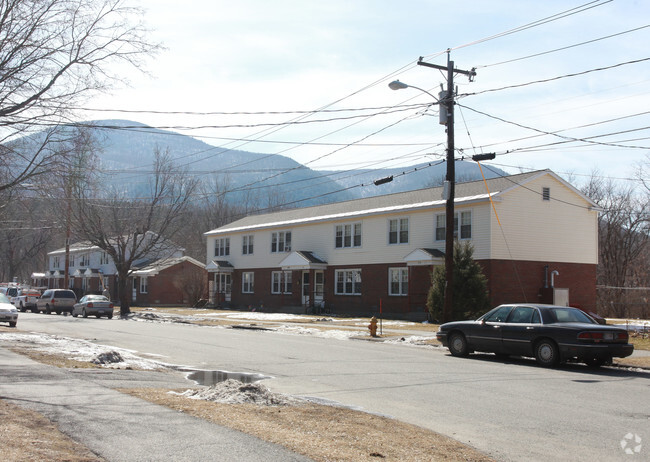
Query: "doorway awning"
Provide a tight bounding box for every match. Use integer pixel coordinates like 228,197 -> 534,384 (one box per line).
280,251 -> 328,270
206,260 -> 234,273
403,248 -> 445,266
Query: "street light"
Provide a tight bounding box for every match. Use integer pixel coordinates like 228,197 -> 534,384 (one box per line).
389,78 -> 455,322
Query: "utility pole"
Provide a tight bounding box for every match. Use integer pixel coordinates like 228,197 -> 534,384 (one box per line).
417,53 -> 475,322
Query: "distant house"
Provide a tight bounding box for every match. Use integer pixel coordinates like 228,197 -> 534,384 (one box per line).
203,170 -> 599,319
36,233 -> 206,306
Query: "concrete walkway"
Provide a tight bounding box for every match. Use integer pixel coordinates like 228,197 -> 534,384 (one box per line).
0,347 -> 311,462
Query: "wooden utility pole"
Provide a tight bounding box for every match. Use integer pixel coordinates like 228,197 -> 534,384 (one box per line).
417,53 -> 475,322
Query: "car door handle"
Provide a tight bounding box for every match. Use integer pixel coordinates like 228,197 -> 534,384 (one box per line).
526,326 -> 535,330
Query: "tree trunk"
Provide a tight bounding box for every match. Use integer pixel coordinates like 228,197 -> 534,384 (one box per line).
116,270 -> 131,317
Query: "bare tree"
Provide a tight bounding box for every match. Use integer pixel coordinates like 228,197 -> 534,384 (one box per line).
583,172 -> 650,317
70,148 -> 199,316
0,0 -> 158,192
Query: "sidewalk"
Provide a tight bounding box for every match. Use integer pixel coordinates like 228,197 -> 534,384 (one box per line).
0,346 -> 311,462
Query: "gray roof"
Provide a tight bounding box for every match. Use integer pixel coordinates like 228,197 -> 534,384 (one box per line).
205,170 -> 589,236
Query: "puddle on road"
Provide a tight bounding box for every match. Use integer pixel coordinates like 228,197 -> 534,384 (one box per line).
184,369 -> 272,386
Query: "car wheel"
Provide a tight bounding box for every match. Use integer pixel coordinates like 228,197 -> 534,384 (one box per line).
45,305 -> 52,314
82,309 -> 88,318
448,332 -> 469,357
107,314 -> 113,319
534,339 -> 559,367
19,302 -> 26,312
56,310 -> 62,315
9,321 -> 16,327
72,312 -> 78,318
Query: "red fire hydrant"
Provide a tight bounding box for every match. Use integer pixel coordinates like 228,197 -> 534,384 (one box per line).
368,316 -> 378,337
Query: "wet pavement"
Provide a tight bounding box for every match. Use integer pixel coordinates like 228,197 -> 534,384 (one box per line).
0,346 -> 312,462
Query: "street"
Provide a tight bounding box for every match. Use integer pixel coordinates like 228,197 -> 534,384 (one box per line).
10,312 -> 649,461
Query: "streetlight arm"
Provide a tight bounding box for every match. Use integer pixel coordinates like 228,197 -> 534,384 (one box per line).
388,80 -> 439,103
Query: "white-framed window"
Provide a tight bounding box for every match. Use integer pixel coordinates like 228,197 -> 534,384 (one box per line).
389,268 -> 408,296
335,269 -> 361,295
100,252 -> 110,265
335,223 -> 362,248
140,277 -> 148,294
80,254 -> 89,267
242,235 -> 254,255
271,271 -> 292,294
435,211 -> 472,241
81,277 -> 88,292
53,256 -> 60,269
69,276 -> 74,289
69,255 -> 75,267
242,272 -> 254,293
389,218 -> 409,244
271,231 -> 291,253
214,237 -> 230,257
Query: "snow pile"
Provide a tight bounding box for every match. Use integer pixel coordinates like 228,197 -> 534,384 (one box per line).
177,379 -> 304,406
0,332 -> 170,370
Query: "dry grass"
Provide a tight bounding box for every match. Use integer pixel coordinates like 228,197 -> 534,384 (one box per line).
121,387 -> 494,462
0,399 -> 105,462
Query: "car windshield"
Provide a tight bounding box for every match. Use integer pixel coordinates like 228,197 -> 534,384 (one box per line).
0,293 -> 11,303
549,308 -> 596,324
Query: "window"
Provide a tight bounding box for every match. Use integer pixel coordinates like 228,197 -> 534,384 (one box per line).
53,256 -> 60,269
69,277 -> 74,289
435,211 -> 472,241
80,254 -> 89,267
271,271 -> 292,294
335,223 -> 361,248
389,218 -> 409,244
506,306 -> 540,324
242,235 -> 254,255
140,277 -> 148,294
542,187 -> 550,201
100,252 -> 110,265
214,237 -> 230,257
69,255 -> 75,267
389,268 -> 408,296
335,269 -> 361,295
271,231 -> 291,253
242,272 -> 254,293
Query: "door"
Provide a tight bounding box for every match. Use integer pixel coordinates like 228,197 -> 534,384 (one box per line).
214,273 -> 232,303
500,306 -> 541,356
302,271 -> 310,306
314,271 -> 324,308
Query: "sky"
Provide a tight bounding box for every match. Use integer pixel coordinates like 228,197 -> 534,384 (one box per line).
82,0 -> 650,187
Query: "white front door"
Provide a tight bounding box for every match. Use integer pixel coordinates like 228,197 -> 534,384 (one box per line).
302,271 -> 310,306
314,271 -> 324,307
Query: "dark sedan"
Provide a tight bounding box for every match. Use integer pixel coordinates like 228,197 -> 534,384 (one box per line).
436,304 -> 634,367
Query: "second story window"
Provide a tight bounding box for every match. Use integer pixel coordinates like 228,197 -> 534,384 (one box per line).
69,255 -> 75,267
100,252 -> 110,265
389,218 -> 409,244
53,256 -> 60,269
80,254 -> 89,267
335,223 -> 361,248
436,211 -> 472,241
214,237 -> 230,257
242,235 -> 254,255
271,231 -> 291,253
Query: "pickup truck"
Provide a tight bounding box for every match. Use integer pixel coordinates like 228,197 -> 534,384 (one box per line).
12,289 -> 42,312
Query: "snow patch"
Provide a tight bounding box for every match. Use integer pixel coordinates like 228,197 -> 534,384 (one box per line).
176,379 -> 304,406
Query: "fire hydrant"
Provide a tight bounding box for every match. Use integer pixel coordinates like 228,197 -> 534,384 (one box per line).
368,316 -> 378,337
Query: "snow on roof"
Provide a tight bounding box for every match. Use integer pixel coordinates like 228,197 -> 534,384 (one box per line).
131,256 -> 205,276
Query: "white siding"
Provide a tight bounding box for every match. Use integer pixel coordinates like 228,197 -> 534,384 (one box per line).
489,175 -> 598,264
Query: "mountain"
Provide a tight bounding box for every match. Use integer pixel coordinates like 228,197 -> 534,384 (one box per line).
13,119 -> 509,208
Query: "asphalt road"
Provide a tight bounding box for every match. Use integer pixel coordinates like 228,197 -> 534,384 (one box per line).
11,313 -> 650,461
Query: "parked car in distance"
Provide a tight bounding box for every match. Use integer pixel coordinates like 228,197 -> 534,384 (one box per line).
0,293 -> 18,327
73,295 -> 114,319
35,289 -> 77,315
12,289 -> 42,312
436,304 -> 634,368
